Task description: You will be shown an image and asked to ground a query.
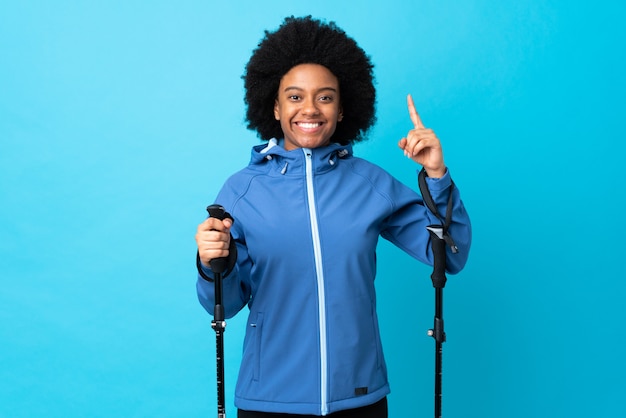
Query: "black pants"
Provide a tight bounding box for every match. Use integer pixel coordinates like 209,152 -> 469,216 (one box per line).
238,397 -> 388,418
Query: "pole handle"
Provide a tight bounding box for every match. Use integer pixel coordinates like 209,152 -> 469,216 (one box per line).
427,226 -> 447,289
206,204 -> 234,274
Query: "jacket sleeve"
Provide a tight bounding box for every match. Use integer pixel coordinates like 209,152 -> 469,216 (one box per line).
422,169 -> 472,273
381,169 -> 472,274
196,221 -> 253,319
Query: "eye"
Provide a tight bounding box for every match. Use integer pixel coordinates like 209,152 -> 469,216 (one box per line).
318,95 -> 334,102
288,95 -> 301,101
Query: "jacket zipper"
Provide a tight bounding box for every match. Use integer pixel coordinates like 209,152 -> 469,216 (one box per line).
303,149 -> 328,416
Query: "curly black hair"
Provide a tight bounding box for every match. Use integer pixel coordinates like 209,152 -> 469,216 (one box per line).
243,16 -> 376,145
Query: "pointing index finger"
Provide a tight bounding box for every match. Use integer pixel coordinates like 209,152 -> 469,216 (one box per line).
407,94 -> 424,129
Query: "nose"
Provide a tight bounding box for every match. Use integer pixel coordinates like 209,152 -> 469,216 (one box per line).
301,97 -> 320,115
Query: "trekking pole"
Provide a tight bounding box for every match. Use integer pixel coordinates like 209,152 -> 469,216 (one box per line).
426,225 -> 447,418
417,168 -> 458,418
206,204 -> 233,418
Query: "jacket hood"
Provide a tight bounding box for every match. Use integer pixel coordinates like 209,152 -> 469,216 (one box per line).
248,138 -> 353,176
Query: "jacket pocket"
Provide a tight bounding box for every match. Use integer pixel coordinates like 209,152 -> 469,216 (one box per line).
249,312 -> 264,382
371,304 -> 383,370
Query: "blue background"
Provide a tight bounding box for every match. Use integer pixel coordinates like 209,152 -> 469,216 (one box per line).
1,1 -> 625,417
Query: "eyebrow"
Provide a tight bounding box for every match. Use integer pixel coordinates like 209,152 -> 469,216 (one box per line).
282,86 -> 338,93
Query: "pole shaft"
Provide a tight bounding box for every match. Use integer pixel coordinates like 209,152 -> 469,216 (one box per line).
213,271 -> 226,417
434,287 -> 444,418
435,341 -> 442,418
216,328 -> 226,416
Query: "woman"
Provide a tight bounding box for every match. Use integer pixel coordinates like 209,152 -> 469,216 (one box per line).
195,16 -> 471,417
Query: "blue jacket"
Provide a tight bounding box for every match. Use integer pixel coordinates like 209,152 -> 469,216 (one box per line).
197,140 -> 471,415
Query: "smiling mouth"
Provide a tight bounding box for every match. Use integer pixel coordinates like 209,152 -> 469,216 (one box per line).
296,122 -> 322,129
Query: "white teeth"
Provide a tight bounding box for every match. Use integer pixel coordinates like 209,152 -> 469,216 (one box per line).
298,122 -> 321,129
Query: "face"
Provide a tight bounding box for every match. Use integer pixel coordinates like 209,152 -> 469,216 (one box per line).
274,63 -> 343,151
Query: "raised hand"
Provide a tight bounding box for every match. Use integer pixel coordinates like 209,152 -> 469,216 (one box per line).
398,94 -> 446,178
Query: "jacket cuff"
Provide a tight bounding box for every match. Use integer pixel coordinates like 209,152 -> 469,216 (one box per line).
423,168 -> 451,193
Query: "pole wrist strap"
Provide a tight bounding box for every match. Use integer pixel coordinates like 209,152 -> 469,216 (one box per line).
418,168 -> 458,254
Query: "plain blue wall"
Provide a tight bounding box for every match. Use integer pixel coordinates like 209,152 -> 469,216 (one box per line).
1,1 -> 625,417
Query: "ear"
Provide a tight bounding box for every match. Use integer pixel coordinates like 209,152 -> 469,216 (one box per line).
274,99 -> 280,120
338,106 -> 344,122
